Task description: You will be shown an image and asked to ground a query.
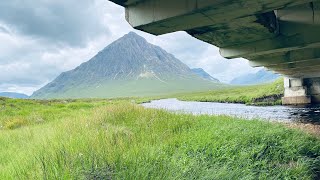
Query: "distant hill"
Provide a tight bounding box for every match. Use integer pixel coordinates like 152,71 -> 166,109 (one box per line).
230,69 -> 280,85
191,68 -> 220,82
0,92 -> 29,99
32,32 -> 221,99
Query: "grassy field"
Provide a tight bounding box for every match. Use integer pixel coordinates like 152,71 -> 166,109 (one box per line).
1,97 -> 320,179
177,79 -> 284,105
32,79 -> 224,99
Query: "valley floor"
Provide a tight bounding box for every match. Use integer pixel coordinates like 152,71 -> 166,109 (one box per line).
1,96 -> 320,179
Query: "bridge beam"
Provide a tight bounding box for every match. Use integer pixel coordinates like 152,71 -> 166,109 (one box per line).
120,0 -> 315,35
220,2 -> 320,59
109,0 -> 143,6
267,61 -> 320,71
220,24 -> 320,59
249,48 -> 320,67
275,68 -> 320,78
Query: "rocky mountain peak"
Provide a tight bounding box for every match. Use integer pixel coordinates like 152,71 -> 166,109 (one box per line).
31,32 -> 219,99
107,31 -> 149,50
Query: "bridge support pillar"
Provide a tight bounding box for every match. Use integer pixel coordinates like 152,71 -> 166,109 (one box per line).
304,78 -> 320,104
282,77 -> 311,105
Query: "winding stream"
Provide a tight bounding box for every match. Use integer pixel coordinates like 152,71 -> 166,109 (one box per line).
142,98 -> 320,125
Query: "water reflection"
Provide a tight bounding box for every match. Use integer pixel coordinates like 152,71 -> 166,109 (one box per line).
142,99 -> 320,125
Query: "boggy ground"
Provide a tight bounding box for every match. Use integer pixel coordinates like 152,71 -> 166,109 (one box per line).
1,97 -> 319,179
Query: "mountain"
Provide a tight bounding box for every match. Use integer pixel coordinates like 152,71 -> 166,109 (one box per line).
191,68 -> 220,82
32,32 -> 221,99
0,92 -> 29,99
230,69 -> 280,85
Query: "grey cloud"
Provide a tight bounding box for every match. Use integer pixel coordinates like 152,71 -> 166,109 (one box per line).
0,1 -> 257,94
0,26 -> 9,34
0,0 -> 118,94
0,0 -> 110,47
0,61 -> 59,86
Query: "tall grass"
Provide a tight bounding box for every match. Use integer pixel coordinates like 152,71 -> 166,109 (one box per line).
1,98 -> 319,179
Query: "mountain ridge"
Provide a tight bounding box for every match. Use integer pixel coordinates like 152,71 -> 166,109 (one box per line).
0,92 -> 29,99
230,69 -> 280,85
191,68 -> 219,82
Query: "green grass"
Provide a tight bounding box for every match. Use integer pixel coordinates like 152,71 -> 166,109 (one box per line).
177,78 -> 284,105
1,97 -> 320,179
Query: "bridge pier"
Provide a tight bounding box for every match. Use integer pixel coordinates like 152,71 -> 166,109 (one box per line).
282,77 -> 311,105
282,77 -> 320,105
305,77 -> 320,104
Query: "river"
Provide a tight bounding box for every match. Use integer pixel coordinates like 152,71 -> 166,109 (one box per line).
142,98 -> 320,125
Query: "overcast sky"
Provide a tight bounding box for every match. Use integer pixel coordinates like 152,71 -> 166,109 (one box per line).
0,0 -> 259,95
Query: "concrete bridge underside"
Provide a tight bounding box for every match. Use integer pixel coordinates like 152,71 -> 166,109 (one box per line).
109,0 -> 320,105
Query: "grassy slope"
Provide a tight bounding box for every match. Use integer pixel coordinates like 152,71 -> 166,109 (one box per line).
177,78 -> 284,105
33,79 -> 225,99
1,97 -> 320,179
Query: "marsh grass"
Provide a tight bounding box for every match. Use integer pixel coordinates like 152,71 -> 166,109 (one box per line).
1,97 -> 320,179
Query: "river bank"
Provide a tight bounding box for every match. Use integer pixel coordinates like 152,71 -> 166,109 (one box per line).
176,79 -> 284,106
143,98 -> 320,138
143,98 -> 320,124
